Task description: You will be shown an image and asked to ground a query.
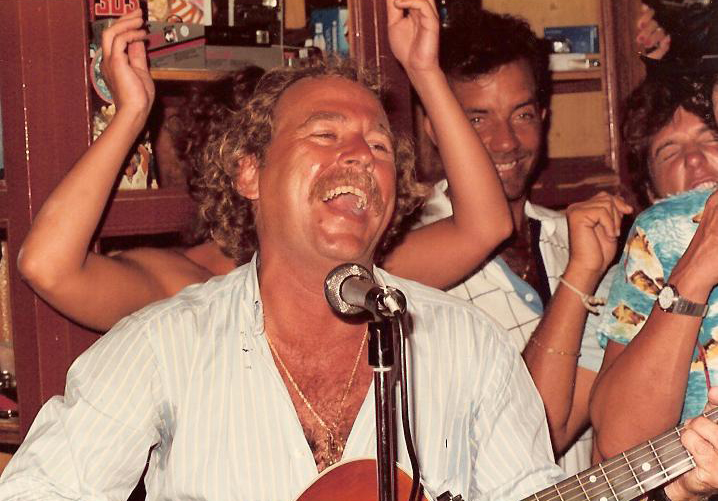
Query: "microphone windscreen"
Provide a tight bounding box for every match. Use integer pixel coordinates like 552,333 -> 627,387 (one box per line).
324,263 -> 373,316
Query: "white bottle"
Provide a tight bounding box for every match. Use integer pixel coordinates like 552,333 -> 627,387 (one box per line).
313,22 -> 326,52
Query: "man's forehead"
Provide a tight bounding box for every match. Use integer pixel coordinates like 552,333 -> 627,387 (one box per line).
448,60 -> 538,107
275,76 -> 390,128
653,107 -> 707,144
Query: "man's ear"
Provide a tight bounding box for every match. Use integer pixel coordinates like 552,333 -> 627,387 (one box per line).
235,155 -> 260,200
423,115 -> 438,147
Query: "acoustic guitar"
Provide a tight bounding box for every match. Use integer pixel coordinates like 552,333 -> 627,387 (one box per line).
297,406 -> 718,501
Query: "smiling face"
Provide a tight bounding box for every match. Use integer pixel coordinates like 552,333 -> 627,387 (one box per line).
448,59 -> 545,203
250,76 -> 397,270
648,106 -> 718,199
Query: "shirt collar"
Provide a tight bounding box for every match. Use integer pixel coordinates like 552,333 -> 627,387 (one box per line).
523,200 -> 558,237
240,253 -> 265,336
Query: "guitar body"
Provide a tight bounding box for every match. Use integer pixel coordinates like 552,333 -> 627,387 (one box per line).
296,459 -> 430,501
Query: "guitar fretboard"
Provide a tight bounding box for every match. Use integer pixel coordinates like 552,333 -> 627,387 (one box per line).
522,407 -> 718,501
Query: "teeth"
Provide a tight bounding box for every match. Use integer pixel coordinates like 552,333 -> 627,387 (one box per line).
495,160 -> 517,172
694,181 -> 718,190
321,185 -> 368,210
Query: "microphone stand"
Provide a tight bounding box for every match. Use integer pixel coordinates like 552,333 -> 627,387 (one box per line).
363,288 -> 406,501
322,263 -> 412,501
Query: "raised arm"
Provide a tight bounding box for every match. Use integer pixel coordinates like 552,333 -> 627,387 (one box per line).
17,11 -> 209,331
522,192 -> 632,453
590,191 -> 718,460
382,0 -> 512,288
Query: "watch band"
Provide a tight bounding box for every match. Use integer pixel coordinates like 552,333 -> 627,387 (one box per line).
672,297 -> 709,317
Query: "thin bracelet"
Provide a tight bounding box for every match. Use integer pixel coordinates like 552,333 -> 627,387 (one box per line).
558,275 -> 606,314
526,337 -> 580,357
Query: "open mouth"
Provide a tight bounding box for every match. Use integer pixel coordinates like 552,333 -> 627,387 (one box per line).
310,167 -> 383,216
321,185 -> 368,212
495,160 -> 518,172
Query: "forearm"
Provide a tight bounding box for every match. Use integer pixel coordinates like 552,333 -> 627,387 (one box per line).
590,314 -> 699,459
523,265 -> 601,447
18,108 -> 147,293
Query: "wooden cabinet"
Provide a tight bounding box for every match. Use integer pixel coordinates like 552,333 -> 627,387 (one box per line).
480,0 -> 644,209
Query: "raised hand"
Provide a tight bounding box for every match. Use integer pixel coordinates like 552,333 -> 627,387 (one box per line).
100,9 -> 155,119
386,0 -> 440,74
565,192 -> 633,277
636,2 -> 671,60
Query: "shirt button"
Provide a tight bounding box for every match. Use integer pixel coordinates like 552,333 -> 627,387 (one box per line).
524,293 -> 534,302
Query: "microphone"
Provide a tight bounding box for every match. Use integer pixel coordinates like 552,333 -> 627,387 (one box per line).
324,263 -> 407,317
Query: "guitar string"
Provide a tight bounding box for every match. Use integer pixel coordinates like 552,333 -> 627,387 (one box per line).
528,408 -> 718,501
527,455 -> 695,501
561,406 -> 718,489
530,443 -> 693,501
530,448 -> 694,501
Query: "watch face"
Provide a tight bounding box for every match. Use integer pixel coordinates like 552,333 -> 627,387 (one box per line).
658,285 -> 676,309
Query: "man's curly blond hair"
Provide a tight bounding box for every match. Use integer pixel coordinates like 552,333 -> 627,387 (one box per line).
191,58 -> 428,265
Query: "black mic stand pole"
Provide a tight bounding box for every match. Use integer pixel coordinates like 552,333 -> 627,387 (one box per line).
363,287 -> 406,501
368,315 -> 398,501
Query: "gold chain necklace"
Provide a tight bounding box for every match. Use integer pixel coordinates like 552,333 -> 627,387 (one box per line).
265,328 -> 369,467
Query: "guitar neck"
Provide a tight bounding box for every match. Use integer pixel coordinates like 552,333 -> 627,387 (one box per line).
522,407 -> 718,501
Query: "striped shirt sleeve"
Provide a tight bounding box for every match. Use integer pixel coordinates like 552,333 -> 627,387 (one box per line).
0,316 -> 163,500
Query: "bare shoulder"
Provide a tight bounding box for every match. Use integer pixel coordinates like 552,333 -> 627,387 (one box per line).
114,246 -> 214,296
112,241 -> 236,298
181,241 -> 237,275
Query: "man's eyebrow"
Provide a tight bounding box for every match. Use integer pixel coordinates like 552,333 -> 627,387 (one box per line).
465,99 -> 538,115
299,111 -> 347,128
653,140 -> 677,159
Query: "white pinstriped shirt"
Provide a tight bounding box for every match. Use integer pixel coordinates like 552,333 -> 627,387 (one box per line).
0,257 -> 563,500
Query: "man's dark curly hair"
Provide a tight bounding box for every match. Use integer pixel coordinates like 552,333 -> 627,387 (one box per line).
191,58 -> 428,265
439,1 -> 551,109
622,73 -> 717,206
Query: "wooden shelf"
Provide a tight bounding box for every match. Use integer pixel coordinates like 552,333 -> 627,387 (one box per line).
0,418 -> 20,445
150,68 -> 228,82
552,69 -> 602,81
99,188 -> 196,237
552,69 -> 602,94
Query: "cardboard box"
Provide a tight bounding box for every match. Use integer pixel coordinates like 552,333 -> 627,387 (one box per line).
146,22 -> 206,68
309,7 -> 349,56
91,20 -> 206,69
204,45 -> 283,71
544,25 -> 599,54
